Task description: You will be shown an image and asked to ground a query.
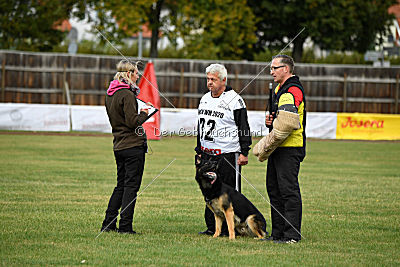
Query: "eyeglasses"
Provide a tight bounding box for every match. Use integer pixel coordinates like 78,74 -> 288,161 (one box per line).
270,65 -> 286,71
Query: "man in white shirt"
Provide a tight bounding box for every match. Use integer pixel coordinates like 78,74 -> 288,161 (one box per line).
195,63 -> 252,236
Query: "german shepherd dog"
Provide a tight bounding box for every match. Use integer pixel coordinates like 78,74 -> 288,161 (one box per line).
195,155 -> 268,240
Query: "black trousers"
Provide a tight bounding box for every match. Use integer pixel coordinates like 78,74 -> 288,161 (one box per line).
202,152 -> 241,233
102,146 -> 145,231
266,147 -> 303,240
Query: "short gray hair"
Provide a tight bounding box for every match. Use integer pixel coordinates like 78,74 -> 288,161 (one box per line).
206,64 -> 228,84
273,54 -> 294,73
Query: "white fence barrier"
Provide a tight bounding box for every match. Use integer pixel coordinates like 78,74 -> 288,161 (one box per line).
0,103 -> 70,132
0,103 -> 364,140
70,105 -> 111,133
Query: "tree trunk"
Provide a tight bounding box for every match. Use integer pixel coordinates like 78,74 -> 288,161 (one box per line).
149,0 -> 164,58
292,36 -> 305,63
150,28 -> 159,58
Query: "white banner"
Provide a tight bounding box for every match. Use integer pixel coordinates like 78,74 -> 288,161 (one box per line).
159,109 -> 270,137
306,112 -> 337,139
0,103 -> 340,139
247,111 -> 338,139
71,105 -> 111,133
0,103 -> 70,131
160,108 -> 198,136
248,111 -> 270,136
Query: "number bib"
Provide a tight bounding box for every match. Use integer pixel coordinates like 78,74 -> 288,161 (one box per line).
197,90 -> 245,155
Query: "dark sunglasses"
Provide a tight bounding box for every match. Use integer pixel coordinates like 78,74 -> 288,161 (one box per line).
270,65 -> 286,71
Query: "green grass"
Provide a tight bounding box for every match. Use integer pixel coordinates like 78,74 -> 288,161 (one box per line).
0,133 -> 399,266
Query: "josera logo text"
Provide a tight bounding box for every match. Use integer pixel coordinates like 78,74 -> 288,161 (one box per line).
341,117 -> 384,129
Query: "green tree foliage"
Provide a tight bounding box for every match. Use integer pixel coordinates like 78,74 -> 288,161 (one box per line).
91,0 -> 257,59
92,0 -> 182,58
2,0 -> 397,63
248,0 -> 397,62
0,0 -> 87,51
175,0 -> 257,60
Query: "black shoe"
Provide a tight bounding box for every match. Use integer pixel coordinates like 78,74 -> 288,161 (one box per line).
198,229 -> 214,236
118,229 -> 137,235
101,226 -> 118,233
274,238 -> 299,244
260,236 -> 278,242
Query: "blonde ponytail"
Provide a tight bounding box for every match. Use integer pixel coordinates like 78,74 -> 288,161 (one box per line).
113,59 -> 139,86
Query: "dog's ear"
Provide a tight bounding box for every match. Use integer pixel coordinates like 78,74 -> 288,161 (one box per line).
195,154 -> 202,167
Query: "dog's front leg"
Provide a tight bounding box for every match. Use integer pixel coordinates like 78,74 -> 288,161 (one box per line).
225,206 -> 235,240
213,215 -> 223,238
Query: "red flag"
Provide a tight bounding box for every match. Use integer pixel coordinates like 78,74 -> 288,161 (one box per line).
138,62 -> 161,140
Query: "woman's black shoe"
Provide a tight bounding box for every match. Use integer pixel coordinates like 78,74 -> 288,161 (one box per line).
118,229 -> 137,235
100,226 -> 118,232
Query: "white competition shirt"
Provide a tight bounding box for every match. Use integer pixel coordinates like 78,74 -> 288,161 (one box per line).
197,89 -> 246,155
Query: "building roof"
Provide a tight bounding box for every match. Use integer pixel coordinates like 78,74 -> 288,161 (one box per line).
130,24 -> 162,38
54,20 -> 72,32
389,0 -> 400,18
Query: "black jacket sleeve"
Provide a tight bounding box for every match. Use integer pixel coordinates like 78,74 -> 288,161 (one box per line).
195,121 -> 202,154
233,108 -> 252,157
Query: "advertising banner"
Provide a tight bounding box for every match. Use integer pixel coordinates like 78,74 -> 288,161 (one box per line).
71,105 -> 111,133
336,113 -> 400,140
0,103 -> 70,132
306,112 -> 337,139
2,103 -> 399,141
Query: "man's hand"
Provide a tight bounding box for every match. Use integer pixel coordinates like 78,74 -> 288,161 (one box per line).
237,154 -> 248,166
265,112 -> 275,127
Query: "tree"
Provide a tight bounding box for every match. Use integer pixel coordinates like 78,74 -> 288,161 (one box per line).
92,0 -> 182,58
0,0 -> 87,51
175,0 -> 257,60
91,0 -> 257,59
248,0 -> 397,62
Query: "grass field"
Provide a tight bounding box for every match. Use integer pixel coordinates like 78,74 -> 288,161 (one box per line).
0,133 -> 399,266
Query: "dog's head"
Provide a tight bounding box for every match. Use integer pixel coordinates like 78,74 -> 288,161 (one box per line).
195,155 -> 219,189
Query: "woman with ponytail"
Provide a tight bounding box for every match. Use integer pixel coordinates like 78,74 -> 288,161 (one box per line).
101,59 -> 151,235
